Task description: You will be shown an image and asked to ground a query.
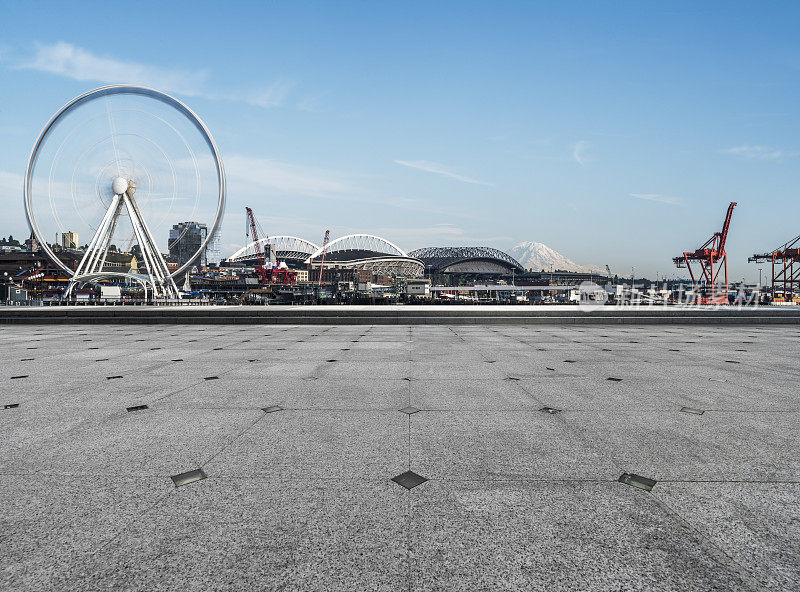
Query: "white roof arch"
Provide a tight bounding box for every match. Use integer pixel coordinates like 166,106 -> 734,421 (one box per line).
305,234 -> 408,263
229,236 -> 321,262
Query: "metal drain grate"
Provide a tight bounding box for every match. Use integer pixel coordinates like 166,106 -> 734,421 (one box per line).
539,407 -> 561,414
262,405 -> 284,413
126,404 -> 149,412
10,375 -> 28,380
399,406 -> 420,415
391,470 -> 428,490
171,468 -> 206,488
680,407 -> 705,415
618,473 -> 656,491
3,403 -> 20,409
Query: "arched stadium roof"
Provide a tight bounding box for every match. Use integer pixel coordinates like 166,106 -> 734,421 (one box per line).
408,246 -> 524,274
229,236 -> 320,264
304,234 -> 407,263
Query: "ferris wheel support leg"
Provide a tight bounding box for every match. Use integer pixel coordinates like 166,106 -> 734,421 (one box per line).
122,196 -> 161,297
127,194 -> 180,299
66,194 -> 122,298
94,201 -> 125,274
121,194 -> 179,299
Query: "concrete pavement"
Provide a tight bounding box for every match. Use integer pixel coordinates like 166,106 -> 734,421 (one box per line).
1,323 -> 798,590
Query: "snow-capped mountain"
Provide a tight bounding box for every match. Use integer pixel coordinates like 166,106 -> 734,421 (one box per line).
509,241 -> 606,275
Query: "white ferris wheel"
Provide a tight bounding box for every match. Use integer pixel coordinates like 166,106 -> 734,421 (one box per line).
24,85 -> 226,299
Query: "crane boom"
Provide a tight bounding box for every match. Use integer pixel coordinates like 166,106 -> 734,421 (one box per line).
717,201 -> 736,254
245,207 -> 266,271
318,230 -> 330,287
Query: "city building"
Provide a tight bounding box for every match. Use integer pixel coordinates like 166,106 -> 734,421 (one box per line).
169,222 -> 219,268
61,231 -> 79,249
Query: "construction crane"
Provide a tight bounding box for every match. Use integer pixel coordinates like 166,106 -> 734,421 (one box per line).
317,229 -> 330,287
750,233 -> 800,303
245,207 -> 297,286
673,202 -> 736,304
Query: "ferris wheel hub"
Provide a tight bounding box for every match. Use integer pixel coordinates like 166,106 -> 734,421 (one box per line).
112,177 -> 129,196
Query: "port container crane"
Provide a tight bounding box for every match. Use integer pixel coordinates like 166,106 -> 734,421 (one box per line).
673,202 -> 736,304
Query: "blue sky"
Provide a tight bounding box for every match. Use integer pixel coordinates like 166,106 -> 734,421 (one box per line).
0,1 -> 798,280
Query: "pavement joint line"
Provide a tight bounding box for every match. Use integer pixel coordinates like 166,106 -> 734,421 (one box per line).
648,488 -> 767,591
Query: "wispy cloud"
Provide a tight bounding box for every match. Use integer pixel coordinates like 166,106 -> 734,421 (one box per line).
394,160 -> 491,186
20,42 -> 209,96
572,140 -> 590,166
720,145 -> 788,160
15,42 -> 299,109
629,193 -> 682,206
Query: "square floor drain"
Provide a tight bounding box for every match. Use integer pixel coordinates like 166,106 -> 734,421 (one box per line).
399,406 -> 420,415
262,405 -> 284,413
171,468 -> 206,488
204,376 -> 219,380
618,473 -> 656,491
607,377 -> 623,382
680,407 -> 705,415
126,404 -> 149,412
539,407 -> 561,414
10,375 -> 28,380
3,403 -> 20,409
107,375 -> 123,380
391,470 -> 428,490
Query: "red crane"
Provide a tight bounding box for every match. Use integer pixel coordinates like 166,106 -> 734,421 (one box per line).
317,229 -> 330,287
750,234 -> 800,303
673,202 -> 736,304
245,207 -> 297,285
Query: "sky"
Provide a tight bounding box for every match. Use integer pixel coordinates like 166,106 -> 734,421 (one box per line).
0,0 -> 798,280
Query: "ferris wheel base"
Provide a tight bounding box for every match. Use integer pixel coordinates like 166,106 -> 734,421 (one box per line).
64,183 -> 181,300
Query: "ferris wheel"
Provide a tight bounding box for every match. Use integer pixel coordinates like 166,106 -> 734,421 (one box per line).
24,85 -> 226,299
